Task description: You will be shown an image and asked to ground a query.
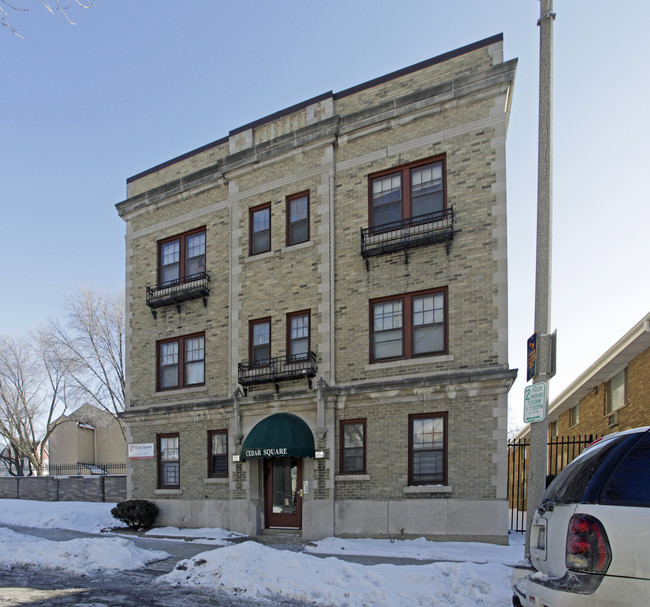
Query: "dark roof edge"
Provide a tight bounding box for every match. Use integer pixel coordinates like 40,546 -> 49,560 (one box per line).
127,34 -> 503,184
127,136 -> 229,184
333,34 -> 503,100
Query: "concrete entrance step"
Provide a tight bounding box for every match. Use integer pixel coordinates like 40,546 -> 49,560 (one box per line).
239,528 -> 306,551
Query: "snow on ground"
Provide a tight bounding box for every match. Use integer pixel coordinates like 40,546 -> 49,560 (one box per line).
162,540 -> 520,607
0,499 -> 116,533
0,527 -> 168,574
307,535 -> 523,564
145,525 -> 246,545
0,500 -> 525,606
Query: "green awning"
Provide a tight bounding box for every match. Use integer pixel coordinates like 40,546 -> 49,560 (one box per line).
240,412 -> 315,461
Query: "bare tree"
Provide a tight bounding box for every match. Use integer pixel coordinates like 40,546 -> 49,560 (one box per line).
0,331 -> 68,474
2,0 -> 94,38
48,286 -> 126,436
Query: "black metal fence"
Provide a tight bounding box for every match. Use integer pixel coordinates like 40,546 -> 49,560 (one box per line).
238,352 -> 317,394
1,462 -> 127,477
507,435 -> 599,532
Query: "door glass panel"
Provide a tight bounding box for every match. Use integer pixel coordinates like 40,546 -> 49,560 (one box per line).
272,459 -> 297,514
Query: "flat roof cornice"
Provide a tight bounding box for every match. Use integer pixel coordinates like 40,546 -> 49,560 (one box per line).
126,34 -> 503,184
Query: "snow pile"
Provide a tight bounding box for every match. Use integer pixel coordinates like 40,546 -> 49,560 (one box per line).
0,499 -> 116,533
145,526 -> 246,545
0,527 -> 168,574
0,500 -> 525,606
161,541 -> 514,607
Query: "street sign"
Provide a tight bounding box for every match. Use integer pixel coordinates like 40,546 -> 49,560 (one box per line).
524,382 -> 546,423
527,333 -> 537,381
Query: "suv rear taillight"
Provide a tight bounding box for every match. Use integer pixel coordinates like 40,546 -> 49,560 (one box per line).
566,514 -> 612,574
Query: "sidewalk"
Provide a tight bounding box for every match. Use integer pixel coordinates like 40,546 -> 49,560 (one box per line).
2,523 -> 466,573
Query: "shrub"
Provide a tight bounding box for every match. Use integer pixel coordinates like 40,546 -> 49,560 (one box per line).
111,499 -> 159,531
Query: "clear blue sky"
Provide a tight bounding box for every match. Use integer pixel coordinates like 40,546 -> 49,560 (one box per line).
3,1 -> 649,429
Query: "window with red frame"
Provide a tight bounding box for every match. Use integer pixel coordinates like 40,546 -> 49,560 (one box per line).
157,333 -> 205,390
369,157 -> 445,228
158,433 -> 180,488
286,192 -> 309,246
408,413 -> 447,486
340,419 -> 366,474
250,203 -> 271,255
370,288 -> 447,362
158,228 -> 206,286
208,430 -> 228,478
287,310 -> 310,361
250,318 -> 271,364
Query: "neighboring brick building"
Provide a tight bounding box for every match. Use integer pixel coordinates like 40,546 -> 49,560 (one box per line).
518,312 -> 650,443
509,312 -> 650,523
116,35 -> 517,543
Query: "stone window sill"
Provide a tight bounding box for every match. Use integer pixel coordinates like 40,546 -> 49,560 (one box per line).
154,385 -> 207,397
154,489 -> 182,495
204,477 -> 229,484
281,240 -> 314,254
366,354 -> 454,372
403,485 -> 452,494
244,250 -> 274,263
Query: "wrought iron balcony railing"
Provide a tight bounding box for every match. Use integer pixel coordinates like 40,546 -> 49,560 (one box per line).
146,272 -> 210,318
238,351 -> 317,395
360,208 -> 455,269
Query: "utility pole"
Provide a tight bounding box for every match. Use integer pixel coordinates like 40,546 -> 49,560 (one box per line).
526,0 -> 555,558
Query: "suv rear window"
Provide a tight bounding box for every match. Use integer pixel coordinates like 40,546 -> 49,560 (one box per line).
600,431 -> 650,507
541,435 -> 628,506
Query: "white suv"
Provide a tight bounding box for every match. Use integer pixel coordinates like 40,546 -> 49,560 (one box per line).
512,427 -> 650,606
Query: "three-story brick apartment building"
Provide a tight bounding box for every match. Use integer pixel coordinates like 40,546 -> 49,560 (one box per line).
116,34 -> 517,543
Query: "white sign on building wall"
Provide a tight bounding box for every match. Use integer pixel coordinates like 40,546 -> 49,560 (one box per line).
127,443 -> 154,460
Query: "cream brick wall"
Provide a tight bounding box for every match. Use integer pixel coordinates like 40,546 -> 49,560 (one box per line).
335,45 -> 495,116
126,141 -> 229,198
117,36 -> 517,541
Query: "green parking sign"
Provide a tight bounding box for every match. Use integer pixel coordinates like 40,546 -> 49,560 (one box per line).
524,383 -> 546,423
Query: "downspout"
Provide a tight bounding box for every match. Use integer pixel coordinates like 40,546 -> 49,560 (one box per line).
233,391 -> 243,446
330,123 -> 339,538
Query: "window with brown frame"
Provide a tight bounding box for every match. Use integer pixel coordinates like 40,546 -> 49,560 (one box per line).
286,192 -> 309,246
157,333 -> 205,390
340,419 -> 366,474
158,433 -> 180,488
370,288 -> 447,362
250,318 -> 271,364
208,430 -> 228,478
250,203 -> 271,255
408,412 -> 447,486
158,228 -> 206,286
287,310 -> 310,361
369,156 -> 445,228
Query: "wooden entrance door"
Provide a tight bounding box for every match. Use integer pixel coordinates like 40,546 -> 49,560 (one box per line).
264,457 -> 302,529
